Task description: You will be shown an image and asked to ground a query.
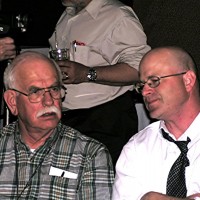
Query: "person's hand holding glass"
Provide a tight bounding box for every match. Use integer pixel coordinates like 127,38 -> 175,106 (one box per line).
49,29 -> 70,61
49,30 -> 70,80
49,30 -> 89,83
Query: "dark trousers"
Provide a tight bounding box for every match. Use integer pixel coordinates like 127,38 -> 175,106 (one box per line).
61,91 -> 138,167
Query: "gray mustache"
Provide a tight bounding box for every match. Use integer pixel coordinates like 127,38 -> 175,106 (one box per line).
36,106 -> 61,118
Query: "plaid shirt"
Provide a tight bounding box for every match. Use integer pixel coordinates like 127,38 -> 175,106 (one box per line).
0,122 -> 114,199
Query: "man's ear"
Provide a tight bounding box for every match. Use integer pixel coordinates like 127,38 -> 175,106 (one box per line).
3,90 -> 18,116
183,70 -> 196,92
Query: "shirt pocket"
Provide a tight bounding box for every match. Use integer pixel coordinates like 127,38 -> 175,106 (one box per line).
40,175 -> 79,199
70,45 -> 90,66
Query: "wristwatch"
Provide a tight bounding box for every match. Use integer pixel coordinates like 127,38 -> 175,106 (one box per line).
87,67 -> 97,81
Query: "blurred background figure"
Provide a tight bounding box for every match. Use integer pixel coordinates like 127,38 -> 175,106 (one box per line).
0,37 -> 16,61
49,0 -> 150,166
0,37 -> 16,128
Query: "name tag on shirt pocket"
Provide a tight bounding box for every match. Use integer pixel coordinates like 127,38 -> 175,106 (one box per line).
49,166 -> 78,179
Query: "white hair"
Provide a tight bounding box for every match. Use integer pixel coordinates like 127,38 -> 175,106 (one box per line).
4,51 -> 63,90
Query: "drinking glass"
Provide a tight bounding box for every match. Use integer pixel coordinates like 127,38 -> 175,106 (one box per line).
49,48 -> 70,61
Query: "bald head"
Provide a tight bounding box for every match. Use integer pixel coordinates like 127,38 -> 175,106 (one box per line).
138,46 -> 200,121
140,46 -> 197,73
139,46 -> 200,90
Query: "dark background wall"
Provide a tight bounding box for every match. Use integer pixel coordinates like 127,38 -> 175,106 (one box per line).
133,0 -> 200,69
1,0 -> 64,47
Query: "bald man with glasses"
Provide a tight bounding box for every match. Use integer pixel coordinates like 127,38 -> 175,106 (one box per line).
113,46 -> 200,200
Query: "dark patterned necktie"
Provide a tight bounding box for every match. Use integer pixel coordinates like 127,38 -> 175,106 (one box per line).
161,129 -> 191,198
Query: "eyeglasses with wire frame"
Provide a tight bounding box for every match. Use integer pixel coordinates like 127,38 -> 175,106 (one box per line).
135,71 -> 187,93
9,85 -> 66,103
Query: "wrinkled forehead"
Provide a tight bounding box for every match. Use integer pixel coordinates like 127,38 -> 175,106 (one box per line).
15,58 -> 59,85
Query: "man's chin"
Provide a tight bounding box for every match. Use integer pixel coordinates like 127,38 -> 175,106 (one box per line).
39,121 -> 59,131
62,1 -> 75,7
146,104 -> 158,117
149,109 -> 162,120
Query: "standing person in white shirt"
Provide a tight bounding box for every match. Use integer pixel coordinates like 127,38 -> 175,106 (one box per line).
49,0 -> 150,166
113,46 -> 200,200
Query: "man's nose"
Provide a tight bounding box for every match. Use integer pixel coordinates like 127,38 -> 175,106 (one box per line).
142,84 -> 153,97
42,91 -> 54,106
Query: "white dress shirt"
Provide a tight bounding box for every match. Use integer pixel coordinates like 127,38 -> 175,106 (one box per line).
112,113 -> 200,200
49,0 -> 150,109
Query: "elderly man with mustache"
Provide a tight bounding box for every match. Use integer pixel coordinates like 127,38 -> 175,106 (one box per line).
0,51 -> 114,199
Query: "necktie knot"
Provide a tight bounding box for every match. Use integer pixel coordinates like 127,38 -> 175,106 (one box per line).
175,139 -> 190,154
